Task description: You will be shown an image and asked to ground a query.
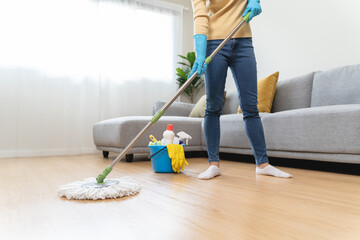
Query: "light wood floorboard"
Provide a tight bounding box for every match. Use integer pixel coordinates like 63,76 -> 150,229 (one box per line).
0,154 -> 359,240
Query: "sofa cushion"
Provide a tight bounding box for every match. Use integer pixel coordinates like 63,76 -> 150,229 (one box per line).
238,71 -> 279,113
271,72 -> 315,113
189,95 -> 207,118
94,116 -> 203,149
222,90 -> 239,114
201,113 -> 271,148
262,104 -> 360,154
152,100 -> 195,116
311,64 -> 360,107
189,91 -> 226,118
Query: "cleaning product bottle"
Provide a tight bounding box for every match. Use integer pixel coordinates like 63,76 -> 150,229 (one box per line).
162,124 -> 175,146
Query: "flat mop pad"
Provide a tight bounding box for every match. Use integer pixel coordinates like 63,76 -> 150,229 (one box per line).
58,177 -> 141,200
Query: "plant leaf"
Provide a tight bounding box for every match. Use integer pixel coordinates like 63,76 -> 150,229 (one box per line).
178,55 -> 188,61
177,62 -> 190,67
184,67 -> 192,75
194,80 -> 204,88
175,52 -> 205,99
187,52 -> 196,67
176,68 -> 188,79
176,72 -> 187,80
176,78 -> 186,84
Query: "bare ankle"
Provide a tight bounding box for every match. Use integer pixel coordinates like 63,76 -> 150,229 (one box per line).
210,162 -> 220,168
257,162 -> 269,169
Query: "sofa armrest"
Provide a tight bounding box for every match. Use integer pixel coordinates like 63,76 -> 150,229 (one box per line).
152,100 -> 196,117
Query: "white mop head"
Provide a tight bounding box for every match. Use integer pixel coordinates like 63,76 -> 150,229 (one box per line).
58,177 -> 141,200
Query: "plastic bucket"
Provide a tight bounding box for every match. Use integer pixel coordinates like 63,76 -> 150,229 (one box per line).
148,145 -> 174,173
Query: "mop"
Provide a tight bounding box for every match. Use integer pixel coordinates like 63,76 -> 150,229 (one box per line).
58,12 -> 252,200
58,177 -> 141,200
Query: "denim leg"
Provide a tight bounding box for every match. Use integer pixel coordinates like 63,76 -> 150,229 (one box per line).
204,40 -> 231,162
229,38 -> 269,165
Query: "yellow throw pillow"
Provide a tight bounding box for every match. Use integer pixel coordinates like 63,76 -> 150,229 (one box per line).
189,95 -> 207,118
189,91 -> 227,118
238,72 -> 279,113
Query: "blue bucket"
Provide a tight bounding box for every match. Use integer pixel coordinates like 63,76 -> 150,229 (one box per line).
148,145 -> 174,173
148,144 -> 185,173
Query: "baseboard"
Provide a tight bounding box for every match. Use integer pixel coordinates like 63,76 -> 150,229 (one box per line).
0,148 -> 98,158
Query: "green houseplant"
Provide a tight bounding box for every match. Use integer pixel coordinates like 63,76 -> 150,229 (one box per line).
176,52 -> 204,103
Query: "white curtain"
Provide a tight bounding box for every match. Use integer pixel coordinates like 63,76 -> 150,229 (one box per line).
0,0 -> 183,157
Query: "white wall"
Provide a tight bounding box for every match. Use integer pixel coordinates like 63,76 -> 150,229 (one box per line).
226,0 -> 360,90
163,0 -> 194,55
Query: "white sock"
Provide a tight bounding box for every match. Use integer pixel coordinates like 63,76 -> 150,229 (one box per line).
198,165 -> 221,180
256,164 -> 293,178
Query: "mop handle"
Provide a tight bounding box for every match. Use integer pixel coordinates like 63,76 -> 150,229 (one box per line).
96,12 -> 251,183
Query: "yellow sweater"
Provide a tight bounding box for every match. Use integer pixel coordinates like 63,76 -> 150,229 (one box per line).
191,0 -> 252,40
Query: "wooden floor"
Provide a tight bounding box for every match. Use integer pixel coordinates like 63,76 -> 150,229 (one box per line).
1,154 -> 360,240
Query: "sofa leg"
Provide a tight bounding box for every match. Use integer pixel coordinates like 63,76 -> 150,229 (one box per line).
125,154 -> 134,162
102,151 -> 109,158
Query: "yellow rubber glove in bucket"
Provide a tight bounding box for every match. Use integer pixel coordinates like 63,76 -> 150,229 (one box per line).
167,144 -> 188,173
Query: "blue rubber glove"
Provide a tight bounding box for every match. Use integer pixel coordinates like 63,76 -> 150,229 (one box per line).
188,34 -> 207,79
242,0 -> 262,22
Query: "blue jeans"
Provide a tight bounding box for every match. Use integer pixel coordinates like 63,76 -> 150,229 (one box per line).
204,37 -> 269,166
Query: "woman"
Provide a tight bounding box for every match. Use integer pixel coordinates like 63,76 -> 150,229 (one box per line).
190,0 -> 292,180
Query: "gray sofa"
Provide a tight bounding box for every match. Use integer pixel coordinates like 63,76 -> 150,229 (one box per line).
93,64 -> 360,164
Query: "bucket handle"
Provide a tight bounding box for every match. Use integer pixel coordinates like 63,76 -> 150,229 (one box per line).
148,146 -> 167,159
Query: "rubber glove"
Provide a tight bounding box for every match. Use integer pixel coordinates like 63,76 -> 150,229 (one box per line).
176,146 -> 188,172
188,34 -> 207,79
167,144 -> 188,173
168,144 -> 182,173
242,0 -> 262,22
167,144 -> 179,172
